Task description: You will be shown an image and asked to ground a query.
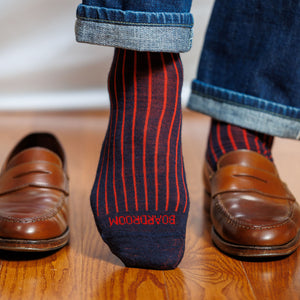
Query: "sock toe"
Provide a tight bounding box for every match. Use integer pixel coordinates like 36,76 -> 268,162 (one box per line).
103,233 -> 185,270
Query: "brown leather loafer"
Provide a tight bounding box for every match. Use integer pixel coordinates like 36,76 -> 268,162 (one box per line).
0,133 -> 69,252
204,149 -> 300,258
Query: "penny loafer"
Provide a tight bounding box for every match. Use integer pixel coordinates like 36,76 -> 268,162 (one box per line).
204,149 -> 300,258
0,133 -> 69,251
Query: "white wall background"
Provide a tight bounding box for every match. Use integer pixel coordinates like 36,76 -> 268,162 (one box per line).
0,0 -> 214,110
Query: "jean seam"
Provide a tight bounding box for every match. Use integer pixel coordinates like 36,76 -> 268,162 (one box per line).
191,89 -> 300,122
77,16 -> 193,28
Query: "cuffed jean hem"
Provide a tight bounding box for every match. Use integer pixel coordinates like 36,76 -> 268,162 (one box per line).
75,6 -> 193,52
188,81 -> 300,140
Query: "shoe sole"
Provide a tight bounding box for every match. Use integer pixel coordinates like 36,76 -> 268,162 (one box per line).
211,227 -> 300,258
0,228 -> 69,252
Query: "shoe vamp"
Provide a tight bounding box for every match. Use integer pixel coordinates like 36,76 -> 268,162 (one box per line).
0,187 -> 64,220
219,192 -> 293,226
213,192 -> 300,246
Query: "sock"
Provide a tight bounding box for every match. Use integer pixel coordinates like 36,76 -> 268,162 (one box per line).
90,49 -> 189,270
206,119 -> 274,171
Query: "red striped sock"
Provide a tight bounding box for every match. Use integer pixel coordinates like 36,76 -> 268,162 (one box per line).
90,49 -> 189,270
206,119 -> 274,171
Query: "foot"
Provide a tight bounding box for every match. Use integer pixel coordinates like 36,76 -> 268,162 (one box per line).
204,120 -> 300,257
90,49 -> 189,269
205,150 -> 300,257
206,119 -> 273,171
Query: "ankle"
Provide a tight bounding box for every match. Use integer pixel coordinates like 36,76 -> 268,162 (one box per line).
206,119 -> 274,170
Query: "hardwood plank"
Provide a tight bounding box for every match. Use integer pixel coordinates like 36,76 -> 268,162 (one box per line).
0,248 -> 79,299
165,249 -> 256,300
242,253 -> 300,300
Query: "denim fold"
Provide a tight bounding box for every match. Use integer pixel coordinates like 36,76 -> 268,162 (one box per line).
188,80 -> 300,140
75,6 -> 193,52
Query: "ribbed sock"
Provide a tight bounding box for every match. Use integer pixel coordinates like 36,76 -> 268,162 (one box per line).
90,49 -> 189,270
206,119 -> 274,171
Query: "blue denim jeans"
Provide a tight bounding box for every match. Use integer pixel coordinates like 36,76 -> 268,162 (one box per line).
75,0 -> 300,140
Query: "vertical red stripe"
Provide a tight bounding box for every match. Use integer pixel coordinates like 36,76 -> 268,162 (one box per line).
104,133 -> 112,214
262,141 -> 268,155
96,135 -> 108,216
227,124 -> 237,151
165,53 -> 179,211
112,49 -> 120,213
262,135 -> 271,157
155,53 -> 168,211
174,113 -> 181,212
162,53 -> 179,212
175,57 -> 184,212
104,94 -> 115,214
217,123 -> 226,154
121,50 -> 128,211
132,52 -> 138,211
243,129 -> 250,150
96,48 -> 119,216
254,136 -> 261,154
143,53 -> 152,211
181,126 -> 188,214
101,50 -> 122,215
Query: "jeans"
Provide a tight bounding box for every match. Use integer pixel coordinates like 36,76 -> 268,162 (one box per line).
75,0 -> 300,140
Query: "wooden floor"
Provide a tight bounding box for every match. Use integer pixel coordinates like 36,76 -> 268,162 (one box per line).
0,109 -> 299,300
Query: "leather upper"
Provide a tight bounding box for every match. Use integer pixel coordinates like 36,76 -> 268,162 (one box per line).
0,133 -> 69,240
205,150 -> 300,247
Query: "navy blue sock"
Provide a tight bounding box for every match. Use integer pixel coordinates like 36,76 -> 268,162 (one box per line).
206,119 -> 274,171
90,49 -> 189,269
